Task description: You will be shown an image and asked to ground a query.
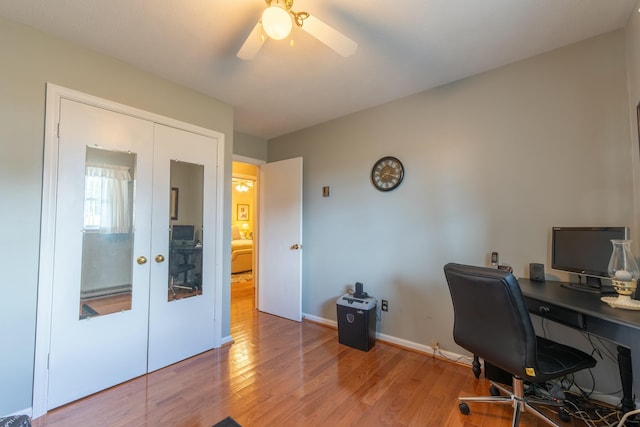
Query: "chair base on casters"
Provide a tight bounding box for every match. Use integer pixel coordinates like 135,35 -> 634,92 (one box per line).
168,274 -> 198,300
458,377 -> 568,427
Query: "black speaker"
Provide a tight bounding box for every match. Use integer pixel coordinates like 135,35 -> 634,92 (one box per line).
529,263 -> 545,282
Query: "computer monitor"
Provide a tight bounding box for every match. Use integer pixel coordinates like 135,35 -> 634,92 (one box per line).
551,226 -> 628,293
171,225 -> 195,245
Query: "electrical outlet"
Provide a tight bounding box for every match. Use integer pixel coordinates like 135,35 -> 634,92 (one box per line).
431,340 -> 439,351
381,300 -> 388,312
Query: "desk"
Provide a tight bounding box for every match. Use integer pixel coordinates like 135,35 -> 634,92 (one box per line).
518,278 -> 640,409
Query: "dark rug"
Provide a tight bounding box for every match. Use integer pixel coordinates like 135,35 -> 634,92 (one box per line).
0,415 -> 31,427
212,416 -> 241,427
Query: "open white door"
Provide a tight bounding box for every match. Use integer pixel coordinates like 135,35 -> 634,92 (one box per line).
258,158 -> 303,322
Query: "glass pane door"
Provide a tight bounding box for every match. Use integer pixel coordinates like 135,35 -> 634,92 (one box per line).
47,99 -> 153,409
79,147 -> 136,318
147,124 -> 218,372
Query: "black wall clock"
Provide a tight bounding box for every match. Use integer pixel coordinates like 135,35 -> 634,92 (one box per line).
371,156 -> 404,191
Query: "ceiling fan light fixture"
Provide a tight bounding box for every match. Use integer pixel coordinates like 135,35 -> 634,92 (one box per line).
262,5 -> 292,40
237,0 -> 357,60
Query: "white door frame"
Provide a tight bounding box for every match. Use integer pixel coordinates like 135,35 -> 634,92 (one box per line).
33,84 -> 226,418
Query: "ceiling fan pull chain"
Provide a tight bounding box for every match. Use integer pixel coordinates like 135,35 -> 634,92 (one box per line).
292,11 -> 309,27
266,0 -> 295,10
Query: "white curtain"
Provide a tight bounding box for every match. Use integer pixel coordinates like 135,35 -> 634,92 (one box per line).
85,163 -> 132,234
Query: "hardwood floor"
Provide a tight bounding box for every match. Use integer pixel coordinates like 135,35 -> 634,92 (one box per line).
35,278 -> 611,426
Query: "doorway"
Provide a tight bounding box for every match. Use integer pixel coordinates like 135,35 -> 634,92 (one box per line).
231,160 -> 258,320
229,156 -> 303,325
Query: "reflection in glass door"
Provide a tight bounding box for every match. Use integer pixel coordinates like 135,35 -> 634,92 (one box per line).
79,147 -> 136,319
167,161 -> 204,301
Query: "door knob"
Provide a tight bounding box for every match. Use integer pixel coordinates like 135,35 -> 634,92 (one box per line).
290,244 -> 302,250
155,254 -> 165,263
136,256 -> 148,265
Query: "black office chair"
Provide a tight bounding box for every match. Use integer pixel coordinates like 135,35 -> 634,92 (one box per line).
168,244 -> 197,299
443,263 -> 597,427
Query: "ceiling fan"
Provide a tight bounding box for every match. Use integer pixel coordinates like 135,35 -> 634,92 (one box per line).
237,0 -> 357,60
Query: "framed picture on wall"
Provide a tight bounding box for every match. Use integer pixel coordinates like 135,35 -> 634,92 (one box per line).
637,101 -> 640,151
237,204 -> 249,221
170,187 -> 179,220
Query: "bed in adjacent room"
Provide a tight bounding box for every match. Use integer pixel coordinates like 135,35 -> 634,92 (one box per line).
231,225 -> 253,273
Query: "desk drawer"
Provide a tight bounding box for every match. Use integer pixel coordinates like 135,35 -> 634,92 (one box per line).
526,298 -> 586,329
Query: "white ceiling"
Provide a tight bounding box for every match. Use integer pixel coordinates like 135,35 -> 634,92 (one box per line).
0,0 -> 637,139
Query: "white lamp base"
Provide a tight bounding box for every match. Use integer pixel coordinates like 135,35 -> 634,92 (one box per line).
601,295 -> 640,310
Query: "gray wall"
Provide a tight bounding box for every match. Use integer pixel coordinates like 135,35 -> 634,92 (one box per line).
170,161 -> 205,233
0,16 -> 234,416
234,131 -> 268,161
269,30 -> 636,398
627,3 -> 640,237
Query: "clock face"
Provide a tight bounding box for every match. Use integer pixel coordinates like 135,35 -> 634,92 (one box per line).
371,156 -> 404,191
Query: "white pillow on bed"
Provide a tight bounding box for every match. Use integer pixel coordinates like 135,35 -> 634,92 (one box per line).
232,225 -> 241,240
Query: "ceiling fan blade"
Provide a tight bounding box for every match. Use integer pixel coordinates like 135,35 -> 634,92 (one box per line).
301,15 -> 357,57
237,21 -> 265,60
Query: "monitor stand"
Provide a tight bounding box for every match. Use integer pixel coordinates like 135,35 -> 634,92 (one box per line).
560,276 -> 616,295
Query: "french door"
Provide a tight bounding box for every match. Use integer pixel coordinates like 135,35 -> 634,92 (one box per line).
40,91 -> 221,411
47,99 -> 154,409
148,124 -> 217,371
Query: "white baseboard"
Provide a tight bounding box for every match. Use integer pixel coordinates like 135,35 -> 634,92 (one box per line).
302,313 -> 336,328
374,331 -> 473,365
220,335 -> 233,346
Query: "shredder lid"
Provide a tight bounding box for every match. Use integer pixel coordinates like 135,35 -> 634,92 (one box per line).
336,294 -> 377,310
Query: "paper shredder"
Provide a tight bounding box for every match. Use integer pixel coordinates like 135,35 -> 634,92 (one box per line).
336,294 -> 377,351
